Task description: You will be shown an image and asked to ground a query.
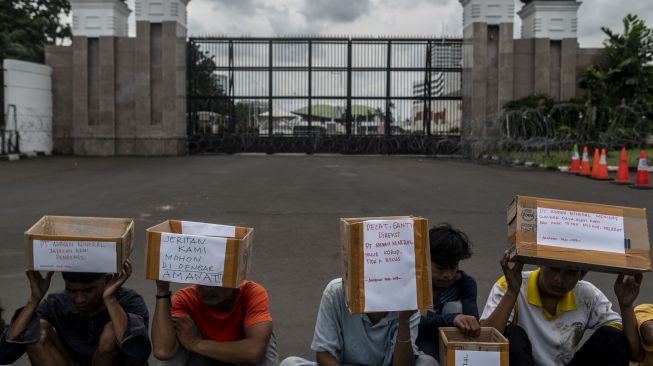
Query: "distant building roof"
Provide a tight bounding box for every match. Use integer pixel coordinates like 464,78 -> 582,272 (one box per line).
293,104 -> 378,120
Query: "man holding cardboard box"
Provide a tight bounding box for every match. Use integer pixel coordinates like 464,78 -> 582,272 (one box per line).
280,277 -> 436,366
280,217 -> 438,366
146,220 -> 277,366
0,259 -> 151,366
480,251 -> 645,366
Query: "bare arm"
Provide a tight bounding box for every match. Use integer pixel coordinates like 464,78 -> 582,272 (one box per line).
102,260 -> 133,343
151,281 -> 179,360
7,271 -> 53,341
176,317 -> 272,364
479,251 -> 523,334
392,311 -> 415,366
641,320 -> 653,345
316,351 -> 342,366
614,274 -> 645,363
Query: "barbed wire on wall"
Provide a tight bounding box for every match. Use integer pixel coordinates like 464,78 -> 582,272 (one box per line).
493,104 -> 651,160
188,134 -> 462,155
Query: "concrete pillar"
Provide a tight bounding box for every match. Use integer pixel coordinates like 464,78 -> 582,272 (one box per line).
460,0 -> 515,143
99,37 -> 116,153
72,37 -> 88,155
519,1 -> 582,40
135,0 -> 191,29
70,0 -> 131,38
45,46 -> 74,154
560,38 -> 578,101
135,21 -> 152,134
460,0 -> 515,29
497,23 -> 514,123
533,38 -> 550,95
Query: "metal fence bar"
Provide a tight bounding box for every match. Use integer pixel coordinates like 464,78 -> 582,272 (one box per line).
268,39 -> 273,136
187,36 -> 462,154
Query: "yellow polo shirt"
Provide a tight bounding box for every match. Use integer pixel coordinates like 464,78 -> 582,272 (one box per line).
631,304 -> 653,366
481,269 -> 622,366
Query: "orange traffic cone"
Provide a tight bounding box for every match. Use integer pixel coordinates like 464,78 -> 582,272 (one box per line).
611,147 -> 631,185
568,144 -> 581,173
589,148 -> 600,178
594,148 -> 610,180
579,146 -> 591,176
630,150 -> 651,190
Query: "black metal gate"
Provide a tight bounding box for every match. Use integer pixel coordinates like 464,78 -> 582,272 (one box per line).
187,37 -> 462,154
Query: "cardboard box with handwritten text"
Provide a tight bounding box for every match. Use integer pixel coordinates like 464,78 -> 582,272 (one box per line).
439,327 -> 508,366
24,215 -> 134,273
340,216 -> 432,314
145,220 -> 253,288
508,196 -> 651,274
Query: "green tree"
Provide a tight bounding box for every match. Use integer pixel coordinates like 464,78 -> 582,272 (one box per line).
580,14 -> 653,107
0,0 -> 73,63
188,43 -> 234,134
0,0 -> 129,63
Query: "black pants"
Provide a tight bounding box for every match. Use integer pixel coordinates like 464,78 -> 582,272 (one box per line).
504,324 -> 630,366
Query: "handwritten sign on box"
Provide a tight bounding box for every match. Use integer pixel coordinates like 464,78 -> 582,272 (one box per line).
362,219 -> 418,312
32,240 -> 117,273
158,233 -> 227,286
537,207 -> 625,254
454,350 -> 501,366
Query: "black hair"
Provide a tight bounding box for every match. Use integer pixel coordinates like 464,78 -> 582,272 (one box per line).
61,272 -> 106,283
429,223 -> 472,264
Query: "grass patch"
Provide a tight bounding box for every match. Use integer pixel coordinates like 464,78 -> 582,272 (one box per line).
496,148 -> 653,168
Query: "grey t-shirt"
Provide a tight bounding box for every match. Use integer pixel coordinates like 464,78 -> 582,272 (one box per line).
310,278 -> 420,366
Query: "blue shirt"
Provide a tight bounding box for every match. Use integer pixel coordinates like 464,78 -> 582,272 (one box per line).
310,278 -> 420,366
0,288 -> 151,366
416,271 -> 479,360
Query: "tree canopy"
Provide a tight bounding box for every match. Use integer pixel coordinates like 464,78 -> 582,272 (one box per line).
0,0 -> 128,63
580,14 -> 653,108
0,0 -> 72,63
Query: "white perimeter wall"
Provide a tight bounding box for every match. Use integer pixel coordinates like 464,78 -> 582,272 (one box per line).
3,59 -> 53,154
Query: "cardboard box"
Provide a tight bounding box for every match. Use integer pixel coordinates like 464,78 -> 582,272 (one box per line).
340,216 -> 432,314
145,220 -> 253,288
508,196 -> 651,274
25,215 -> 134,273
439,327 -> 508,366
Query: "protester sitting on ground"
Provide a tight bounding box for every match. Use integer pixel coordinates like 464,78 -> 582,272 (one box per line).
480,250 -> 645,366
151,279 -> 278,366
0,259 -> 151,366
416,224 -> 479,362
279,278 -> 437,366
632,304 -> 653,366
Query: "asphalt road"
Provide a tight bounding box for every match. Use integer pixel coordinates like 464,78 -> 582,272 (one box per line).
1,155 -> 651,365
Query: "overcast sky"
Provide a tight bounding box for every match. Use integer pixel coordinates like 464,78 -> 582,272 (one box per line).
123,0 -> 653,47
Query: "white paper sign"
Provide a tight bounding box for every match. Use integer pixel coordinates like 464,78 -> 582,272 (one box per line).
537,207 -> 625,254
32,240 -> 117,272
181,221 -> 236,238
363,219 -> 418,312
454,350 -> 501,366
158,232 -> 227,286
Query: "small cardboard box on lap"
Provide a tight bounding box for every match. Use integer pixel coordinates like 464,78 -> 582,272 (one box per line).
508,195 -> 651,274
340,216 -> 433,314
145,220 -> 253,288
25,215 -> 134,273
439,327 -> 508,366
